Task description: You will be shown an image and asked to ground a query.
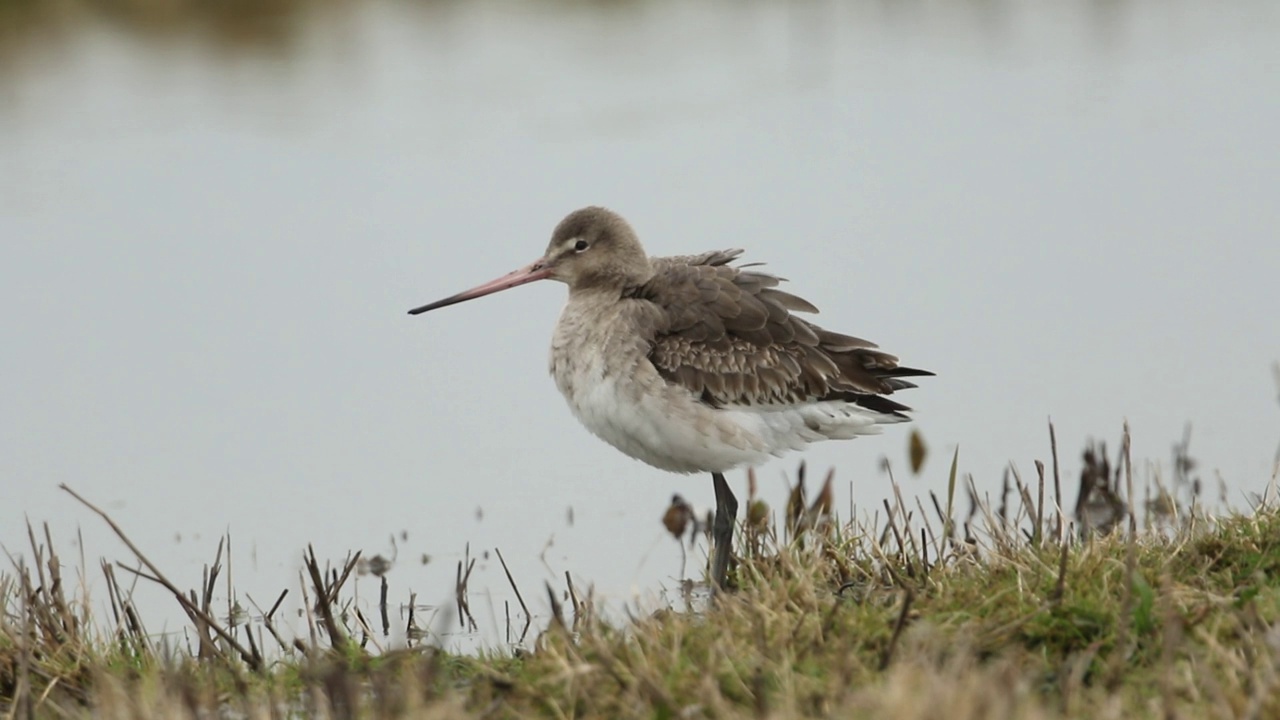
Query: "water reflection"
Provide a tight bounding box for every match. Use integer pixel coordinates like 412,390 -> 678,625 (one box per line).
0,0 -> 1187,84
0,0 -> 348,56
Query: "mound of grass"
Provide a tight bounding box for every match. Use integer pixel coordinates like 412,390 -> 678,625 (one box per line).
4,434 -> 1280,719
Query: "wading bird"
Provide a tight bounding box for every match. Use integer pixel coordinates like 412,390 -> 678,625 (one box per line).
409,207 -> 931,589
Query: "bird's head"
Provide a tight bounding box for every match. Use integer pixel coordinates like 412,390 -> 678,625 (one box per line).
408,206 -> 652,315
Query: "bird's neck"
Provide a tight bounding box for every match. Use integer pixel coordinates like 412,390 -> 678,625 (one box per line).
569,261 -> 654,298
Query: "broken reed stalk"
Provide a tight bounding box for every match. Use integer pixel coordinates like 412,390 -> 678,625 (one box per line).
888,472 -> 921,570
23,523 -> 48,603
41,522 -> 77,644
454,561 -> 464,630
380,576 -> 390,637
122,602 -> 145,648
928,491 -> 948,558
545,582 -> 565,630
405,591 -> 418,642
564,571 -> 581,632
243,621 -> 262,669
100,559 -> 126,641
494,548 -> 528,620
962,473 -> 980,546
18,527 -> 59,651
323,551 -> 362,608
205,536 -> 224,614
305,545 -> 348,654
495,547 -> 532,642
966,474 -> 1005,554
188,585 -> 219,661
881,499 -> 908,569
1050,420 -> 1063,545
914,496 -> 941,569
58,484 -> 262,670
875,508 -> 892,551
1035,460 -> 1046,548
866,521 -> 910,591
245,589 -> 291,652
1009,463 -> 1038,544
454,545 -> 478,633
108,556 -> 149,646
298,568 -> 319,650
193,538 -> 225,660
353,607 -> 382,652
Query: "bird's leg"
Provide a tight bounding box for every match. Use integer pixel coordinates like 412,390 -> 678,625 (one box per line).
711,472 -> 738,591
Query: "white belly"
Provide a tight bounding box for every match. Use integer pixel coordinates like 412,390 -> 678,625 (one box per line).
556,359 -> 772,474
549,310 -> 900,475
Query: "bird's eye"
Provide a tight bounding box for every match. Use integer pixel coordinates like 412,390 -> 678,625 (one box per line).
574,240 -> 589,252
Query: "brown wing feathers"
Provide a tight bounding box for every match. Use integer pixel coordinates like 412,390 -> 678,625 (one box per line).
640,254 -> 931,415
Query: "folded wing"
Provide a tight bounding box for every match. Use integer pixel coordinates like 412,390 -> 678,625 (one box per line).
635,252 -> 932,416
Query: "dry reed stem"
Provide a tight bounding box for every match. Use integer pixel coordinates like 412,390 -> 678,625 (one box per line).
58,484 -> 261,670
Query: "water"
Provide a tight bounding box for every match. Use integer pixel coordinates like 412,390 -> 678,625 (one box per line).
3,0 -> 1278,649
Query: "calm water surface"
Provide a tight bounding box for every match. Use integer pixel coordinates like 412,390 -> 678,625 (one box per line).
2,0 -> 1278,647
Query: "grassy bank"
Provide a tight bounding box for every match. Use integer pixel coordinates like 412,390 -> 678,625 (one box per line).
4,432 -> 1280,719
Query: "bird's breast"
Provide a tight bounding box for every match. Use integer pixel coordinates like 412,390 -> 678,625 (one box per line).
545,298 -> 775,474
548,299 -> 651,414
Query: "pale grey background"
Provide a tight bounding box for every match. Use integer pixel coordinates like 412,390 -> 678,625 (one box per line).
2,0 -> 1277,646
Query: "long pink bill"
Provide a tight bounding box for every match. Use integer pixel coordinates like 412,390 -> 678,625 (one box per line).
408,259 -> 551,315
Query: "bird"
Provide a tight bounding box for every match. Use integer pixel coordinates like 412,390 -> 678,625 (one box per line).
408,207 -> 931,590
